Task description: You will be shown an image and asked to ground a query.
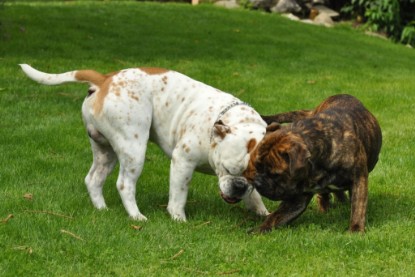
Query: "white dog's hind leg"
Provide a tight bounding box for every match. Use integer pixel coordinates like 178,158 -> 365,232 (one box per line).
85,140 -> 117,210
242,189 -> 270,216
167,148 -> 197,221
113,135 -> 150,221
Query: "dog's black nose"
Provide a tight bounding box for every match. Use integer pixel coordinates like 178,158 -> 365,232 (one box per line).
232,180 -> 248,195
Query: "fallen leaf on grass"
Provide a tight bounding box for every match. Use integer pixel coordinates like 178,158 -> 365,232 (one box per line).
60,229 -> 84,241
163,249 -> 185,262
13,246 -> 33,255
1,214 -> 14,223
193,221 -> 211,228
24,210 -> 73,220
170,249 -> 185,260
183,267 -> 209,275
218,269 -> 241,275
131,225 -> 143,231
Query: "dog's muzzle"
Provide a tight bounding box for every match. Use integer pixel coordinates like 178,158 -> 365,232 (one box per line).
220,191 -> 242,204
219,177 -> 251,204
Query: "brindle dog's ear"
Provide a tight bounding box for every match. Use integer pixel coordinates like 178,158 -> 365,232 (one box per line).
287,140 -> 311,177
213,120 -> 231,140
258,143 -> 288,175
266,122 -> 281,133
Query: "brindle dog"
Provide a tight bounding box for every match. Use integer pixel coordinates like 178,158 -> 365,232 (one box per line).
245,94 -> 382,233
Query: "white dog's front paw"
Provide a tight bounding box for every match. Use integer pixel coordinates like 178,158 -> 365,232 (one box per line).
255,207 -> 270,216
129,213 -> 148,221
94,203 -> 108,210
90,197 -> 108,210
243,190 -> 269,216
167,206 -> 187,222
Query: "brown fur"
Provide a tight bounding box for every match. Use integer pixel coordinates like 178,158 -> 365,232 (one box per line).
75,70 -> 107,86
75,70 -> 120,114
139,67 -> 169,75
249,94 -> 382,233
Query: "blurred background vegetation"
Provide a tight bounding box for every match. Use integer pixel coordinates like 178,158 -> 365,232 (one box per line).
1,0 -> 414,47
341,0 -> 415,46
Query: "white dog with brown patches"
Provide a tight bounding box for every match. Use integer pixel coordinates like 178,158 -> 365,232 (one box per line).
20,64 -> 269,221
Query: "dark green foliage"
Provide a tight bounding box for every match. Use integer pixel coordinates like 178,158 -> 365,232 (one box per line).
342,0 -> 415,46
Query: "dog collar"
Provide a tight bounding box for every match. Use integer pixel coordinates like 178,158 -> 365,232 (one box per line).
215,101 -> 251,124
211,101 -> 251,143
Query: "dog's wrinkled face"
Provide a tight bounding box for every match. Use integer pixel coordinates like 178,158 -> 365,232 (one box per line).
250,129 -> 311,201
210,121 -> 264,203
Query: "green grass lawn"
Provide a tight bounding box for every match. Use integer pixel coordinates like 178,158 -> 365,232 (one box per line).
1,1 -> 415,276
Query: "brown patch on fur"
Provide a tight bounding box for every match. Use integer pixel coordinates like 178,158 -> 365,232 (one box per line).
75,70 -> 106,86
243,152 -> 257,183
162,76 -> 168,85
75,70 -> 119,114
213,120 -> 231,140
129,94 -> 139,101
139,67 -> 169,75
247,138 -> 257,153
75,70 -> 118,86
185,147 -> 190,153
243,139 -> 260,182
93,76 -> 114,114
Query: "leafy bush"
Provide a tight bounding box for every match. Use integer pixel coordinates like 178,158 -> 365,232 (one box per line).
401,21 -> 415,45
342,0 -> 415,47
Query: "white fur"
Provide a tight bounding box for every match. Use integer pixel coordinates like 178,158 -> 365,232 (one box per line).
20,64 -> 269,221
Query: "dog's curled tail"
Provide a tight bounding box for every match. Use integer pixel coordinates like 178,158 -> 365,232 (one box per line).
19,64 -> 106,87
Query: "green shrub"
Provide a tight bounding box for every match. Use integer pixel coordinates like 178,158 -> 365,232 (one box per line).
401,21 -> 415,45
342,0 -> 415,47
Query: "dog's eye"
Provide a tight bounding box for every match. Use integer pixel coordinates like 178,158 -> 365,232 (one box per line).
223,166 -> 231,174
223,166 -> 240,175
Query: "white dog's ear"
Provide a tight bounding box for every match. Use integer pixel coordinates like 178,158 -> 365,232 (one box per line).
213,120 -> 231,140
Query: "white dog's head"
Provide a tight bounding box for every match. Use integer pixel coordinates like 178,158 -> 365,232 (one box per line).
209,120 -> 266,204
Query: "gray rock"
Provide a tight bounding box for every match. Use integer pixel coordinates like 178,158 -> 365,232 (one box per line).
214,0 -> 240,9
270,0 -> 302,13
313,5 -> 339,18
282,13 -> 301,21
250,0 -> 276,11
313,12 -> 334,27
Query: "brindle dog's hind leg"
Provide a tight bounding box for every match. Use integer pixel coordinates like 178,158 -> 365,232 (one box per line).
317,191 -> 349,212
317,193 -> 331,212
251,194 -> 313,234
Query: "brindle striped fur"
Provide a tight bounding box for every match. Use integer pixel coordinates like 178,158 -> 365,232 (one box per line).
249,94 -> 382,233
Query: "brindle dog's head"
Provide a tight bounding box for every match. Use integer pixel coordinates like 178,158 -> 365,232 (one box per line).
246,124 -> 311,201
